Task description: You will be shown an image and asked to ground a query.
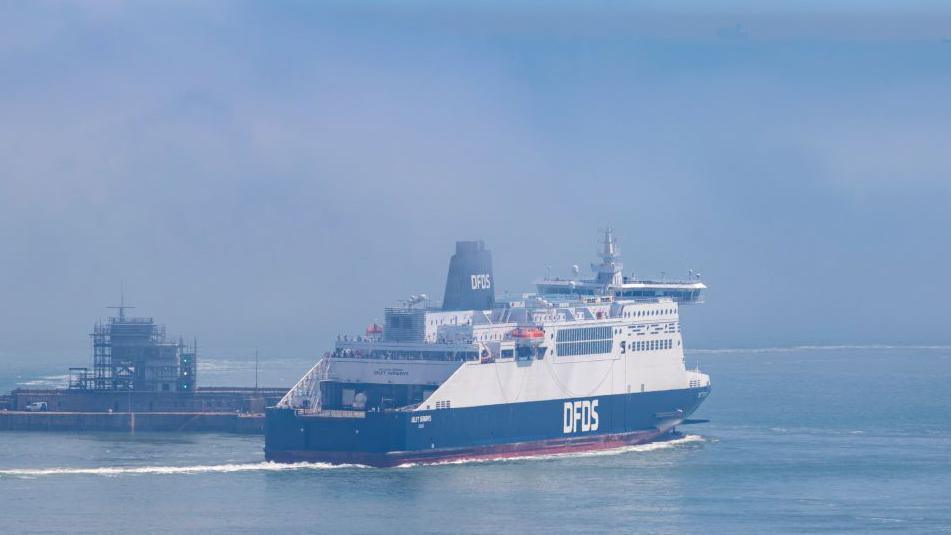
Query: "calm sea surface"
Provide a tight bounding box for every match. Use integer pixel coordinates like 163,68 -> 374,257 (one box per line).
1,347 -> 950,534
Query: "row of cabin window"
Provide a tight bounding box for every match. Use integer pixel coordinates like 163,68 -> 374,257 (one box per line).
631,339 -> 672,352
475,332 -> 504,341
616,290 -> 701,299
430,317 -> 471,326
623,308 -> 675,319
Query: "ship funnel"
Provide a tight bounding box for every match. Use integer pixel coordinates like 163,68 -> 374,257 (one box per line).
442,240 -> 495,311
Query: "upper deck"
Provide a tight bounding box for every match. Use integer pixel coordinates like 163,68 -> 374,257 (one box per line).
332,229 -> 704,359
535,228 -> 705,304
536,278 -> 705,303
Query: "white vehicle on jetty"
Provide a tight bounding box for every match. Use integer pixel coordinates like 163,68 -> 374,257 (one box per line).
25,401 -> 48,412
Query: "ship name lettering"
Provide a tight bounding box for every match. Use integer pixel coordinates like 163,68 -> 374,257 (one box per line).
374,368 -> 409,377
410,415 -> 432,424
562,399 -> 599,434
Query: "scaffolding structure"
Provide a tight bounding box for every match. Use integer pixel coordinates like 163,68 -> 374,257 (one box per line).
69,304 -> 197,393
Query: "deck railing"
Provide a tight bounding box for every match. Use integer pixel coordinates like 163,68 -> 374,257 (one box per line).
276,359 -> 328,410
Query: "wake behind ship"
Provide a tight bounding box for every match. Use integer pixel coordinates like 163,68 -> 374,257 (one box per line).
266,231 -> 711,466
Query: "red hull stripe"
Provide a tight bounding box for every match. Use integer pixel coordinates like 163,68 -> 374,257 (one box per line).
267,428 -> 670,467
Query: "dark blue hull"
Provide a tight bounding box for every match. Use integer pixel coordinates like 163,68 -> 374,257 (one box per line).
265,386 -> 710,467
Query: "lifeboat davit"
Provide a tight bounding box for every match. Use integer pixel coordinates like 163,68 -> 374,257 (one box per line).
510,327 -> 545,339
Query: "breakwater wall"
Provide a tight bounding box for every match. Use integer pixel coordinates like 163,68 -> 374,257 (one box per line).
0,411 -> 265,434
9,387 -> 287,413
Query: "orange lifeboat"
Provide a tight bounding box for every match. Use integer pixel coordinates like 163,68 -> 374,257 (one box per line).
510,327 -> 545,340
365,323 -> 383,336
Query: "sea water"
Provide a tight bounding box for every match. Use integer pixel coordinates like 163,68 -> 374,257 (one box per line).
1,347 -> 949,533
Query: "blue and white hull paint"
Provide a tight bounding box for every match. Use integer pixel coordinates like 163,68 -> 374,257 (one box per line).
265,385 -> 710,466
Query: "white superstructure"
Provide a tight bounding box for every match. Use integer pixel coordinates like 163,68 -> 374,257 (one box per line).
279,229 -> 709,414
421,296 -> 709,410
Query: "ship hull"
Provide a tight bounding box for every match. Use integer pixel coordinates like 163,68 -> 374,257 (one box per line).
265,386 -> 710,467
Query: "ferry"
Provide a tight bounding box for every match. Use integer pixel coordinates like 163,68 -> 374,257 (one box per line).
265,230 -> 711,466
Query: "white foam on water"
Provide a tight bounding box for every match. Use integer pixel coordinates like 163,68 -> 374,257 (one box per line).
197,359 -> 247,373
16,374 -> 69,388
0,461 -> 367,478
1,437 -> 707,476
397,434 -> 706,468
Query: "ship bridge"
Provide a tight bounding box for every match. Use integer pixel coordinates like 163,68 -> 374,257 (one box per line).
535,228 -> 706,304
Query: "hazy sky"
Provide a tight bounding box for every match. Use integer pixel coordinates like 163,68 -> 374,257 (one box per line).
1,1 -> 950,366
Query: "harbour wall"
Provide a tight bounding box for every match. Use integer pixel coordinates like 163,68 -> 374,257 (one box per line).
0,387 -> 288,434
0,411 -> 265,434
8,387 -> 286,413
